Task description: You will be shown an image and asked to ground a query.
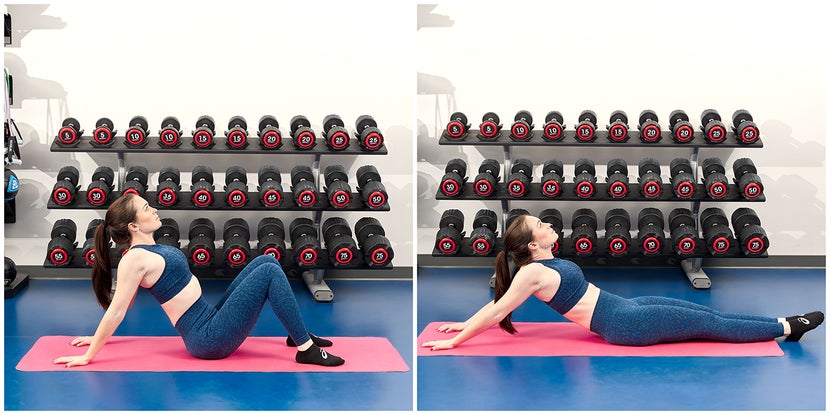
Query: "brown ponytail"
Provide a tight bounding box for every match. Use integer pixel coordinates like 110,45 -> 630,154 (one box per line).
91,193 -> 137,309
493,214 -> 535,334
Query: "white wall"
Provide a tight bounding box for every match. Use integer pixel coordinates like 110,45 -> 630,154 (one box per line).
417,1 -> 827,257
4,2 -> 415,268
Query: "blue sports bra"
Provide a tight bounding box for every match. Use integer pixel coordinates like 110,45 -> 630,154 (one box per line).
535,258 -> 589,314
131,244 -> 191,304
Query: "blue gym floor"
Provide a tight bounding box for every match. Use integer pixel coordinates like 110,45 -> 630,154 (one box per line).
417,266 -> 826,411
5,277 -> 412,411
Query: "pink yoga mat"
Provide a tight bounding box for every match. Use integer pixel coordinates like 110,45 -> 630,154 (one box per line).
17,336 -> 409,372
418,322 -> 783,357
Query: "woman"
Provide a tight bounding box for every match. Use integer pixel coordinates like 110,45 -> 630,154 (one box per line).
54,193 -> 343,367
422,214 -> 823,350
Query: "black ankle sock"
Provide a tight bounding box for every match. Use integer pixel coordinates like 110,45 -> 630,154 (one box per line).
295,344 -> 345,366
786,311 -> 824,341
286,333 -> 333,347
786,311 -> 824,322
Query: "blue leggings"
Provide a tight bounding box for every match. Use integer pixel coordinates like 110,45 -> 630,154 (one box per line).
589,291 -> 785,346
174,255 -> 311,359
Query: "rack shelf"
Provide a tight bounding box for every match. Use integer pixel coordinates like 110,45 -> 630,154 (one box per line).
439,130 -> 763,149
51,137 -> 387,155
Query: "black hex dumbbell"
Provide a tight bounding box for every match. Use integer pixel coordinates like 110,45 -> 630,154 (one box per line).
258,115 -> 283,149
157,167 -> 181,207
505,208 -> 530,231
435,209 -> 464,255
223,218 -> 251,268
469,209 -> 498,256
324,165 -> 353,209
540,159 -> 564,198
86,166 -> 114,206
700,207 -> 733,255
124,115 -> 150,148
191,166 -> 215,208
121,165 -> 149,199
637,208 -> 665,256
732,158 -> 764,200
507,158 -> 532,198
47,219 -> 77,266
82,219 -> 105,266
477,112 -> 502,141
257,217 -> 286,263
606,159 -> 629,199
571,209 -> 598,256
187,218 -> 216,268
701,157 -> 729,199
638,110 -> 662,143
638,158 -> 663,198
700,109 -> 727,144
322,217 -> 359,267
51,166 -> 80,206
355,217 -> 394,267
473,159 -> 500,197
257,165 -> 284,207
668,208 -> 697,256
670,158 -> 696,199
604,209 -> 631,257
355,115 -> 384,151
731,207 -> 769,256
574,110 -> 598,142
356,165 -> 388,209
439,158 -> 467,197
191,115 -> 215,149
323,114 -> 351,151
510,110 -> 534,141
154,218 -> 180,248
290,115 -> 317,150
668,110 -> 694,143
225,116 -> 249,149
224,166 -> 248,208
539,208 -> 563,255
57,117 -> 84,146
291,165 -> 318,208
607,110 -> 630,143
573,158 -> 597,199
290,217 -> 320,267
731,109 -> 760,144
541,111 -> 565,142
159,116 -> 183,148
91,117 -> 117,147
444,112 -> 470,140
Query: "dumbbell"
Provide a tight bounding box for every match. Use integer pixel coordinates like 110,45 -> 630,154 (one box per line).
322,114 -> 351,151
573,158 -> 597,198
668,208 -> 697,256
47,219 -> 77,266
354,165 -> 387,209
257,165 -> 283,207
670,158 -> 696,199
51,166 -> 80,206
86,166 -> 114,206
473,159 -> 500,197
225,116 -> 249,149
159,116 -> 183,148
322,217 -> 359,266
82,219 -> 105,266
505,208 -> 530,231
638,110 -> 662,143
355,217 -> 394,267
510,110 -> 534,141
289,217 -> 320,267
355,115 -> 384,151
732,158 -> 764,200
668,110 -> 694,143
604,209 -> 631,257
323,165 -> 352,208
191,165 -> 215,208
638,158 -> 663,198
541,111 -> 565,142
607,110 -> 629,142
574,110 -> 598,142
191,115 -> 215,149
435,209 -> 464,255
731,109 -> 760,144
470,209 -> 498,256
187,218 -> 216,267
439,158 -> 467,197
256,217 -> 286,262
444,112 -> 470,140
124,115 -> 150,148
291,165 -> 318,208
539,208 -> 563,255
701,157 -> 729,199
606,159 -> 629,198
637,208 -> 665,256
57,117 -> 84,145
700,207 -> 733,255
540,159 -> 564,198
121,165 -> 149,198
731,207 -> 769,256
571,209 -> 598,256
257,115 -> 283,149
156,167 -> 181,207
506,158 -> 532,198
91,117 -> 117,146
221,166 -> 247,208
223,218 -> 251,268
154,218 -> 180,248
477,112 -> 502,140
700,109 -> 727,144
290,115 -> 316,150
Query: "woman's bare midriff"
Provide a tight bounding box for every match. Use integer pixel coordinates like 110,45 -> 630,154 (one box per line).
159,277 -> 202,326
562,283 -> 600,330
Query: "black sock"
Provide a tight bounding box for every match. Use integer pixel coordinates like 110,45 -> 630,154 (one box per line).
295,344 -> 345,366
786,311 -> 824,341
786,311 -> 824,323
286,333 -> 333,347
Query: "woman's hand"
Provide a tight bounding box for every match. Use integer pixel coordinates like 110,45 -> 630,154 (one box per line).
436,322 -> 466,333
69,336 -> 92,347
421,339 -> 456,351
53,355 -> 91,368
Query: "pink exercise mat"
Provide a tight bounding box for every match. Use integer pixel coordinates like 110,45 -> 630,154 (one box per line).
417,322 -> 784,357
17,335 -> 410,372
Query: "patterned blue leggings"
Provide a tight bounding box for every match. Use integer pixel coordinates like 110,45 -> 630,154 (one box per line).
589,291 -> 785,346
174,255 -> 311,359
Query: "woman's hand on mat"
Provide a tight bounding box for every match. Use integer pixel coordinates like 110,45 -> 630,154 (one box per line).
53,355 -> 90,368
436,322 -> 466,333
69,336 -> 92,347
421,339 -> 455,351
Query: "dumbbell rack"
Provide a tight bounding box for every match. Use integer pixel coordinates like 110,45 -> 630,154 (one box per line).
48,133 -> 390,302
434,128 -> 764,289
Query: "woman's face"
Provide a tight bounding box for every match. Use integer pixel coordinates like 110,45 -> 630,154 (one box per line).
129,196 -> 161,235
524,215 -> 559,249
